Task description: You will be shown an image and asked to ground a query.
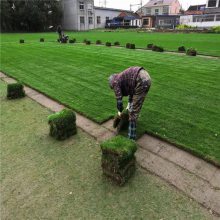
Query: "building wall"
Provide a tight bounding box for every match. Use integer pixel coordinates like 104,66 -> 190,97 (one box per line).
94,9 -> 120,28
180,14 -> 220,27
62,0 -> 95,31
170,0 -> 181,14
206,0 -> 220,8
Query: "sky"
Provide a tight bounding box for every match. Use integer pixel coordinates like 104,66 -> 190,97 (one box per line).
94,0 -> 207,11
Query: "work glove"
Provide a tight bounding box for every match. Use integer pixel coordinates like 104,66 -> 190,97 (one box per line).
126,102 -> 133,112
118,111 -> 122,117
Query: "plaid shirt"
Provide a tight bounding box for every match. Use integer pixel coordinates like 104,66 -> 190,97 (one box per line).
112,66 -> 143,102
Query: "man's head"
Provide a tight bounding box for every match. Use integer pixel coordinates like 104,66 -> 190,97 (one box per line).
109,74 -> 117,89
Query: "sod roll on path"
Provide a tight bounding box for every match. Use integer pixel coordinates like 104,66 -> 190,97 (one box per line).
1,38 -> 220,165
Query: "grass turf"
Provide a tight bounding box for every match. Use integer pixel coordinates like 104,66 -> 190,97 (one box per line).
0,81 -> 214,219
1,30 -> 220,56
1,38 -> 220,165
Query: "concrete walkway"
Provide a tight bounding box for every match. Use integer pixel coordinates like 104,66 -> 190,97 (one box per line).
1,72 -> 220,217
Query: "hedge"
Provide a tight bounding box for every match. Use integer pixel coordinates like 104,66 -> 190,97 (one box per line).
106,42 -> 111,47
152,45 -> 164,52
20,39 -> 24,43
40,38 -> 44,42
178,46 -> 186,53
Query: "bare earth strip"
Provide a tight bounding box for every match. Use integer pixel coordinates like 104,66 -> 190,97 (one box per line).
1,72 -> 220,217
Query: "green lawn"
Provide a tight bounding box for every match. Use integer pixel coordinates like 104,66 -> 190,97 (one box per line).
1,30 -> 220,56
1,37 -> 220,165
0,81 -> 214,219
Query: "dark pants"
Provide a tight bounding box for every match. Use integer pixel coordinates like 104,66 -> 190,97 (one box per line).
128,69 -> 151,139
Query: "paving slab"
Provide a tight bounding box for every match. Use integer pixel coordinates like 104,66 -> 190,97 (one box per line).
135,147 -> 220,216
137,134 -> 163,154
157,141 -> 218,182
210,169 -> 220,190
102,119 -> 116,133
2,77 -> 17,84
0,72 -> 7,78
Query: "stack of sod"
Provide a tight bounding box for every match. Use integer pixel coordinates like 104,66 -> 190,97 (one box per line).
106,42 -> 111,47
152,45 -> 164,52
178,46 -> 186,53
130,44 -> 135,49
147,44 -> 154,49
7,83 -> 25,99
96,40 -> 102,45
114,41 -> 120,46
85,40 -> 91,45
113,110 -> 129,133
48,109 -> 77,140
69,39 -> 76,43
186,48 -> 197,56
100,136 -> 137,186
40,38 -> 44,42
126,43 -> 135,49
126,43 -> 131,49
20,39 -> 24,43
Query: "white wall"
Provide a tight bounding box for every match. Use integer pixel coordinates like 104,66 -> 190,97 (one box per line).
180,15 -> 220,28
94,9 -> 120,28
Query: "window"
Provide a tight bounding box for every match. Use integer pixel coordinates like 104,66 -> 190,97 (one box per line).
216,14 -> 220,21
88,17 -> 93,24
97,16 -> 101,24
163,6 -> 169,15
193,15 -> 215,22
208,0 -> 217,7
146,8 -> 151,14
143,18 -> 149,25
106,17 -> 109,21
159,19 -> 172,25
80,16 -> 85,24
79,1 -> 84,10
155,9 -> 159,15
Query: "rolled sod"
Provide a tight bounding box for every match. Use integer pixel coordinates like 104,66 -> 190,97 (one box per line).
100,136 -> 137,186
48,109 -> 77,140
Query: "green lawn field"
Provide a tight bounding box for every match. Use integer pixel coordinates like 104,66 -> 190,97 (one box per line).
0,81 -> 214,219
1,30 -> 220,56
1,37 -> 220,165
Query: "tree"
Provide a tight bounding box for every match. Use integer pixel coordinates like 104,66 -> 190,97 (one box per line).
0,0 -> 63,32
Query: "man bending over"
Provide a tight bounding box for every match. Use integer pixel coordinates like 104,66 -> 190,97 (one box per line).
109,66 -> 151,140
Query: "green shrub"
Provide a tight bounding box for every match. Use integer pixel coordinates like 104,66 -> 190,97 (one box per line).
40,38 -> 44,42
114,41 -> 120,46
20,39 -> 24,43
126,43 -> 131,49
211,26 -> 220,33
178,46 -> 186,53
186,48 -> 197,56
176,24 -> 193,30
106,42 -> 111,47
147,44 -> 154,49
100,135 -> 137,185
152,45 -> 164,52
7,83 -> 25,99
83,39 -> 87,43
48,109 -> 77,140
69,38 -> 76,43
96,40 -> 102,45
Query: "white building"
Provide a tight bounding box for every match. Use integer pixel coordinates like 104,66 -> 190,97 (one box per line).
180,0 -> 220,28
62,0 -> 135,30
